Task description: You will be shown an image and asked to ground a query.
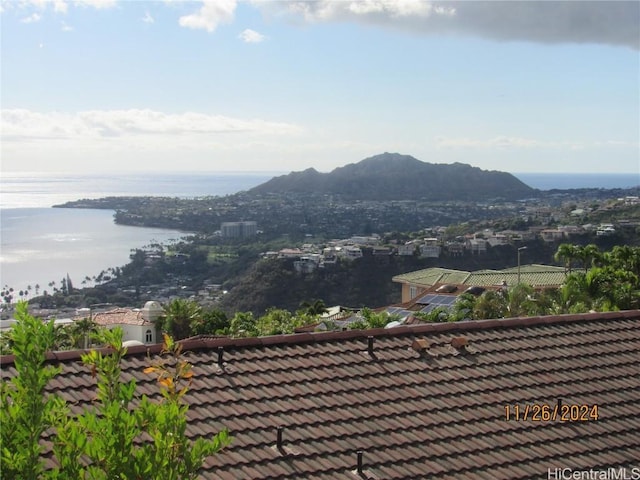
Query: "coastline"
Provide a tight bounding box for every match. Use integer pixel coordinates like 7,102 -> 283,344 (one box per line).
0,207 -> 189,297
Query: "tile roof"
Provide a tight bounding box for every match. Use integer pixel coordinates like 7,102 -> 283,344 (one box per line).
75,307 -> 152,326
2,310 -> 640,479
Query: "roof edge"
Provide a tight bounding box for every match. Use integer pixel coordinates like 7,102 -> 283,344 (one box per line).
1,310 -> 638,366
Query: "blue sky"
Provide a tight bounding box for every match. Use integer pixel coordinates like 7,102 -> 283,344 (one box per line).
1,0 -> 638,174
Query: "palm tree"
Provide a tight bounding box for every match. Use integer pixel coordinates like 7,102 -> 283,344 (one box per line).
473,290 -> 507,320
160,299 -> 202,340
299,299 -> 329,316
607,245 -> 640,278
72,318 -> 99,349
505,283 -> 540,317
554,243 -> 579,274
52,325 -> 74,350
578,244 -> 602,272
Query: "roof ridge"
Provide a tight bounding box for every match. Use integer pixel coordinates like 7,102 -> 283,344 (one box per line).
1,310 -> 638,366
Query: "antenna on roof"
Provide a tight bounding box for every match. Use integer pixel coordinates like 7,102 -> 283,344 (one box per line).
357,450 -> 364,475
217,346 -> 224,367
271,425 -> 301,456
277,426 -> 284,452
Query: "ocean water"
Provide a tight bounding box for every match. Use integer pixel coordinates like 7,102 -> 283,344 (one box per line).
1,170 -> 638,297
514,172 -> 639,190
0,172 -> 277,296
0,171 -> 280,209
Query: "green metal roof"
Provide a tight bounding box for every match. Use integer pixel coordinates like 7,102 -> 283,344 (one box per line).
393,264 -> 566,288
392,267 -> 470,286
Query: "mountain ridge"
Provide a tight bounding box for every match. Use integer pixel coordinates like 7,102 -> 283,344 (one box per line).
249,152 -> 536,201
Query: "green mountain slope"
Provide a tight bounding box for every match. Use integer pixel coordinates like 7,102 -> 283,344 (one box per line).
249,152 -> 536,201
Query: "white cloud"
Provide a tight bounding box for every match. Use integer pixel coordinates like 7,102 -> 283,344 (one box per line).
142,10 -> 154,24
179,0 -> 236,33
53,0 -> 68,13
21,12 -> 42,23
61,20 -> 73,31
74,0 -> 117,9
6,0 -> 116,17
433,135 -> 639,151
238,28 -> 266,43
1,108 -> 306,172
260,0 -> 639,50
1,108 -> 302,140
435,135 -> 541,149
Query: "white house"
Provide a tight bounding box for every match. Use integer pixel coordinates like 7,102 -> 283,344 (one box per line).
80,301 -> 163,345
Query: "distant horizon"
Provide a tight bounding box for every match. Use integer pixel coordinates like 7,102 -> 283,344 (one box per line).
2,1 -> 638,175
2,168 -> 639,176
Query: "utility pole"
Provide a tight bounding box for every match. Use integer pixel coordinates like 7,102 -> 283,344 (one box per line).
517,246 -> 528,284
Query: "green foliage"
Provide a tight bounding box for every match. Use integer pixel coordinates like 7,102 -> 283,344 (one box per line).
299,299 -> 329,316
256,308 -> 307,336
413,307 -> 451,323
473,290 -> 507,320
505,283 -> 540,318
349,308 -> 398,330
0,303 -> 230,479
229,308 -> 316,337
1,303 -> 60,479
191,308 -> 230,336
229,311 -> 258,337
160,299 -> 203,340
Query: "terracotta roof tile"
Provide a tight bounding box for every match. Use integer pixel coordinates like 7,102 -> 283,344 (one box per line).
2,310 -> 640,478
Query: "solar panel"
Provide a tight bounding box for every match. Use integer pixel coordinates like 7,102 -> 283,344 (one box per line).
420,304 -> 438,313
418,294 -> 457,305
417,294 -> 439,304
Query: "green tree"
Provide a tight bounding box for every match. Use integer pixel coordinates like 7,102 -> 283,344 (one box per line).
159,299 -> 203,340
52,324 -> 75,351
449,293 -> 477,321
1,302 -> 231,479
190,308 -> 229,336
473,290 -> 507,320
576,244 -> 602,273
229,311 -> 258,338
554,243 -> 579,274
72,317 -> 99,349
0,303 -> 60,478
606,245 -> 640,278
349,308 -> 398,329
505,283 -> 540,318
256,308 -> 304,336
299,299 -> 329,316
413,306 -> 451,323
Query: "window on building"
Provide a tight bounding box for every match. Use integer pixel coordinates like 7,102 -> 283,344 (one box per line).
145,329 -> 153,343
409,286 -> 418,300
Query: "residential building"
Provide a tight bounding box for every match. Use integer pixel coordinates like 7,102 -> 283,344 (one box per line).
419,238 -> 441,258
397,242 -> 417,256
220,221 -> 258,239
467,237 -> 487,255
540,229 -> 566,242
393,264 -> 566,303
76,301 -> 162,345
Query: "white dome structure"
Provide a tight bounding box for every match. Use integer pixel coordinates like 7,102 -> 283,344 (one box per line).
141,301 -> 163,322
